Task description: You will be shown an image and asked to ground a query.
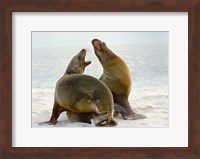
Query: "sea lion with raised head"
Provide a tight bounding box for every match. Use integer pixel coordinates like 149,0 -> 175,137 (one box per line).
46,49 -> 116,126
92,39 -> 146,120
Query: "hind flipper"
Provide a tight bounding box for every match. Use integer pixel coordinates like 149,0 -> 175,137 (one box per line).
91,113 -> 109,126
108,118 -> 117,125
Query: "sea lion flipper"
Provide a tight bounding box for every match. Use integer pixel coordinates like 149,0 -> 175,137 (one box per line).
114,103 -> 146,120
38,121 -> 53,126
114,103 -> 127,113
47,102 -> 66,125
38,118 -> 58,126
91,113 -> 109,126
108,118 -> 117,125
122,113 -> 146,120
91,113 -> 117,126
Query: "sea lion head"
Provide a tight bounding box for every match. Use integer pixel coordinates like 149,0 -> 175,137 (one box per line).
66,49 -> 92,75
92,38 -> 132,96
92,39 -> 116,65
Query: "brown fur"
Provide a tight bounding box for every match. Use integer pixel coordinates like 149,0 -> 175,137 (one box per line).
47,49 -> 117,126
92,39 -> 146,120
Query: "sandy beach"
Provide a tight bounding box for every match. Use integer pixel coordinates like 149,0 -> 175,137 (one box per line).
32,86 -> 168,128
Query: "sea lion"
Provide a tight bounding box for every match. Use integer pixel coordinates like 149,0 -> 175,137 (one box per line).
92,39 -> 146,120
46,49 -> 116,126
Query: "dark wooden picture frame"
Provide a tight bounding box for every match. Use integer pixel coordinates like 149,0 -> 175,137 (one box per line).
0,0 -> 200,159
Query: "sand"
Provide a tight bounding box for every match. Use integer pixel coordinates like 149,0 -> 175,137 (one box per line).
32,86 -> 168,128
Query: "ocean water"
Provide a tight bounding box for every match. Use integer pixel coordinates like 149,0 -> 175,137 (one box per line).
32,32 -> 168,90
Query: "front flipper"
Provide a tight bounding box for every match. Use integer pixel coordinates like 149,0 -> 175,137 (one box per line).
39,102 -> 65,126
114,103 -> 126,113
114,103 -> 126,117
39,120 -> 57,126
113,96 -> 146,120
122,113 -> 146,120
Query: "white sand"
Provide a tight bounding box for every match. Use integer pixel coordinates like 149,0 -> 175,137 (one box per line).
32,87 -> 168,128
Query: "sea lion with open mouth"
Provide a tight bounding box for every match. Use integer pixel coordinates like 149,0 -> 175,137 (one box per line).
44,49 -> 117,126
92,39 -> 146,120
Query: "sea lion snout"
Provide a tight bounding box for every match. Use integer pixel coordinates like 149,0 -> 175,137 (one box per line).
65,49 -> 91,74
78,49 -> 86,56
92,39 -> 115,64
78,49 -> 92,66
81,48 -> 86,52
92,39 -> 109,52
92,39 -> 102,50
